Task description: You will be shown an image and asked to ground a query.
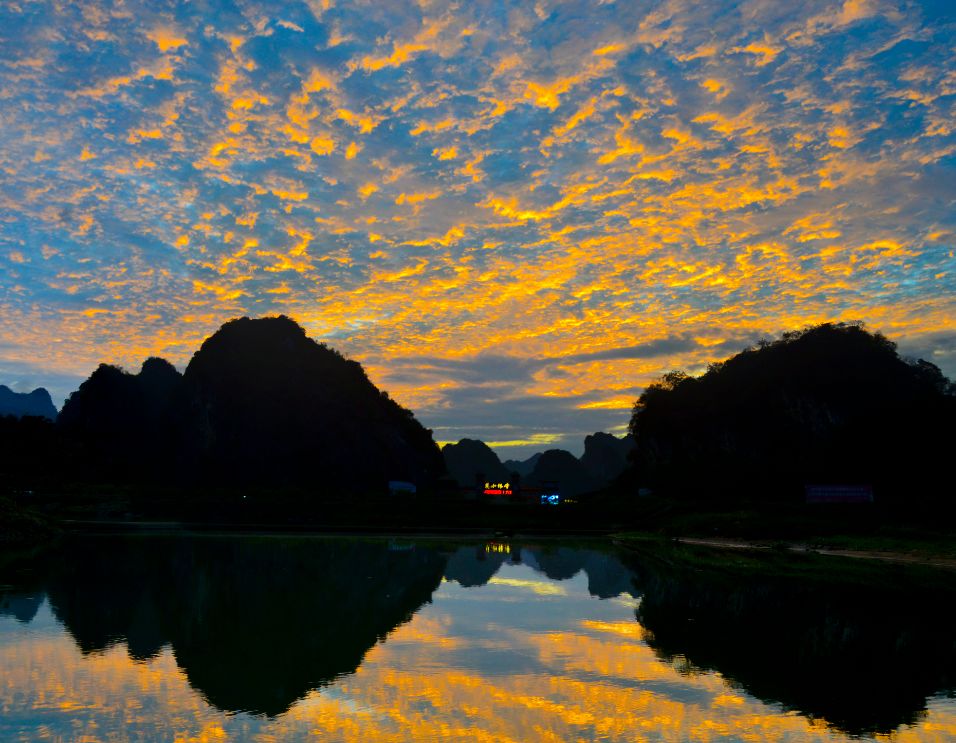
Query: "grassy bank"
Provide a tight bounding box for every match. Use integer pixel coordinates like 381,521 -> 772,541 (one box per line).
600,493 -> 956,558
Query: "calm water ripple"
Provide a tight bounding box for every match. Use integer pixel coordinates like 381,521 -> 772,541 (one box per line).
1,535 -> 954,742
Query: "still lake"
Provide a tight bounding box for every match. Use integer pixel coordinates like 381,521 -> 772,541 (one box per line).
1,534 -> 955,742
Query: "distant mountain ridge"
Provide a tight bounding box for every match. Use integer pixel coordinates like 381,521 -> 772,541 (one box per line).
502,452 -> 542,476
442,432 -> 635,497
0,386 -> 57,420
527,449 -> 600,497
442,439 -> 511,487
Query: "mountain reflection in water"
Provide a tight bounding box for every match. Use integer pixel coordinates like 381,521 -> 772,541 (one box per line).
1,535 -> 955,741
633,551 -> 956,736
13,537 -> 447,717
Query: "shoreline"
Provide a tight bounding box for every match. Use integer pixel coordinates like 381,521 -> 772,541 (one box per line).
35,520 -> 956,571
638,535 -> 956,571
56,518 -> 620,540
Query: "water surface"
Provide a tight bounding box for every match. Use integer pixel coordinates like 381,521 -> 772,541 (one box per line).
1,535 -> 954,741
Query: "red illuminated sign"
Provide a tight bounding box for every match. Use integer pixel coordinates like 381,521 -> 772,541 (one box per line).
483,481 -> 513,496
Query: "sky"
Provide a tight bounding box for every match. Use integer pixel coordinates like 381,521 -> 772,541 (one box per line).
1,0 -> 955,458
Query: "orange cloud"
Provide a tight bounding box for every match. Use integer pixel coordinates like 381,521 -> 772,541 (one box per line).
147,27 -> 188,53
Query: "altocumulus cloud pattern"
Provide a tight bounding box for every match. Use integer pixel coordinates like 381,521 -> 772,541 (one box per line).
1,0 -> 954,451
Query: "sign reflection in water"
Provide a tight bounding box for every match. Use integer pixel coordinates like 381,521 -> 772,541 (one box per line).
1,535 -> 955,741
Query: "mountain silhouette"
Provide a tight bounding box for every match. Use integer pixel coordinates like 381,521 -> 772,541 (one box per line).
0,590 -> 43,623
57,358 -> 182,480
445,434 -> 630,496
502,452 -> 542,476
443,543 -> 515,586
177,316 -> 442,489
0,386 -> 57,420
579,432 -> 635,483
525,449 -> 600,497
441,438 -> 511,488
56,316 -> 443,492
629,322 -> 956,501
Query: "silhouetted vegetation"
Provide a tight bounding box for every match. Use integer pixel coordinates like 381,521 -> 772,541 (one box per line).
628,322 -> 956,503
